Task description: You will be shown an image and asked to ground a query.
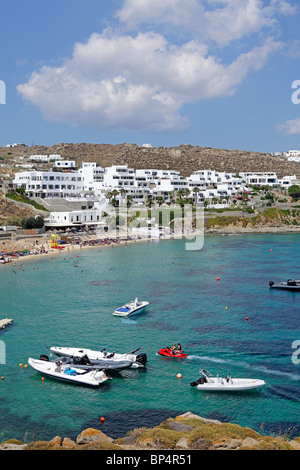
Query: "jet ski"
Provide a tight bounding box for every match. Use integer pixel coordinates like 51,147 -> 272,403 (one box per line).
158,347 -> 188,358
50,346 -> 147,368
190,369 -> 266,392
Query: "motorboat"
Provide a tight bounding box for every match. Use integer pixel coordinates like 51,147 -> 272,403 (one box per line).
28,358 -> 111,387
158,347 -> 188,358
39,353 -> 133,371
190,369 -> 266,392
269,280 -> 300,291
113,298 -> 149,316
50,346 -> 147,368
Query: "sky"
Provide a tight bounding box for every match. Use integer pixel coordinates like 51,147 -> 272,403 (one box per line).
1,0 -> 300,153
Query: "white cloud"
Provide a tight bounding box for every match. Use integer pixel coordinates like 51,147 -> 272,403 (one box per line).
116,0 -> 297,46
17,30 -> 282,132
17,0 -> 293,132
277,118 -> 300,134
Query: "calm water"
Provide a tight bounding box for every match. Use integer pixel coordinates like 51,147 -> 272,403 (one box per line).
0,233 -> 299,442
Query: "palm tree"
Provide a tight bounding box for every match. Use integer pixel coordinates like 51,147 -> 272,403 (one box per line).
119,188 -> 126,203
111,189 -> 119,200
126,195 -> 133,207
105,190 -> 113,202
156,196 -> 164,206
183,188 -> 191,198
146,195 -> 153,208
193,187 -> 200,203
176,189 -> 185,201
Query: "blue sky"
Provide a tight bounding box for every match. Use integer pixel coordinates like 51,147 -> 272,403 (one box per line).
1,0 -> 300,153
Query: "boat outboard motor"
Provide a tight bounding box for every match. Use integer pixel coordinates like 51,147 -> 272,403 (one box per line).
269,281 -> 274,287
136,353 -> 147,366
40,354 -> 49,361
190,377 -> 207,387
79,354 -> 91,365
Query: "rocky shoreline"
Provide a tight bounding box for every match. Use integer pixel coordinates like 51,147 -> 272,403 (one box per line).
1,412 -> 300,451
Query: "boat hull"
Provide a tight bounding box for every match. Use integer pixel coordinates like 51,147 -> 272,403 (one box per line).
50,346 -> 147,368
195,378 -> 266,391
269,280 -> 300,291
28,358 -> 110,387
270,284 -> 300,291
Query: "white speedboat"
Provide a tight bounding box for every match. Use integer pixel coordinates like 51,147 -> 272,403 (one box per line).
28,358 -> 111,387
269,280 -> 300,291
50,346 -> 147,368
190,369 -> 266,392
113,298 -> 149,317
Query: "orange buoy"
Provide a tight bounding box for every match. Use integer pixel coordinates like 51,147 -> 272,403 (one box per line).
245,317 -> 248,321
217,277 -> 220,281
19,363 -> 23,367
176,373 -> 182,379
42,377 -> 45,381
100,417 -> 105,423
1,376 -> 4,380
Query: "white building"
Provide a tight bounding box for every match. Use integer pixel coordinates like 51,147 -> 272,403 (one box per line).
13,170 -> 84,198
13,163 -> 297,208
103,165 -> 135,189
239,172 -> 278,187
47,208 -> 104,228
29,154 -> 62,162
28,155 -> 48,162
284,150 -> 300,157
278,175 -> 298,188
54,160 -> 76,169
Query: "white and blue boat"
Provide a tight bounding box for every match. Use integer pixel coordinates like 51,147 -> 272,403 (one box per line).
113,298 -> 149,317
28,358 -> 111,387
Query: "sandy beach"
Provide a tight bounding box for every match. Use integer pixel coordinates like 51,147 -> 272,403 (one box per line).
0,230 -> 160,266
1,224 -> 300,267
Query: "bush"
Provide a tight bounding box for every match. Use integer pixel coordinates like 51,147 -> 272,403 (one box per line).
20,216 -> 44,229
288,185 -> 300,200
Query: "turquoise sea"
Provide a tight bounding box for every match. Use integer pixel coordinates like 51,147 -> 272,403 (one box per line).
0,233 -> 299,443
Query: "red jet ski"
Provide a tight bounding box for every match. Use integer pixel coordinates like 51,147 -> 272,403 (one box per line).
158,347 -> 188,358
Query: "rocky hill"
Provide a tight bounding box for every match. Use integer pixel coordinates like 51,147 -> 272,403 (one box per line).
1,143 -> 299,178
1,412 -> 300,451
0,192 -> 38,225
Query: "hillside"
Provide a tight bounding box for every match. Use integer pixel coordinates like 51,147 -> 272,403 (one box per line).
0,192 -> 38,225
1,143 -> 299,178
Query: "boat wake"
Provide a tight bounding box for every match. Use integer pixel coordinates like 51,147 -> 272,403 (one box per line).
187,355 -> 300,381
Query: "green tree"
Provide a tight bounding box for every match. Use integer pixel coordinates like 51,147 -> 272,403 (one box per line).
20,216 -> 44,229
288,185 -> 300,200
